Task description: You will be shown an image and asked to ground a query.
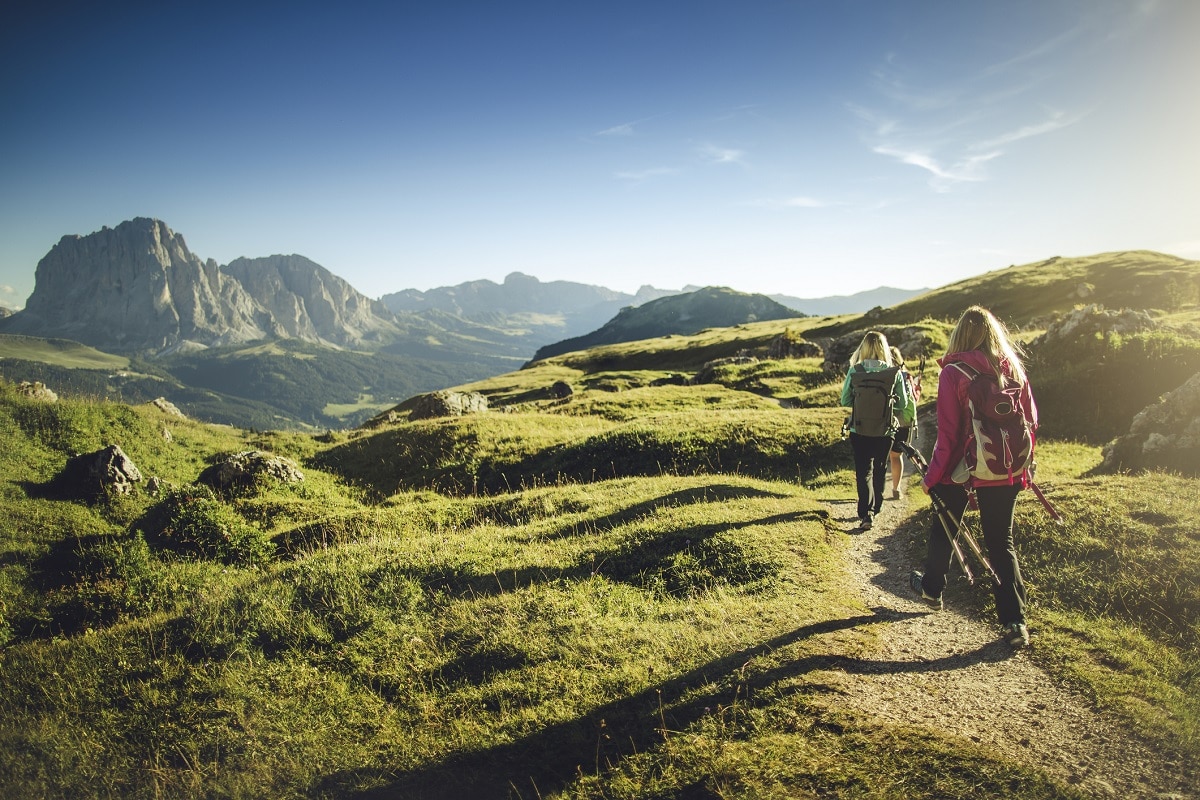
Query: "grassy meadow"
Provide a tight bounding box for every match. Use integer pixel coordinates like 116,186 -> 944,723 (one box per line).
2,264 -> 1199,798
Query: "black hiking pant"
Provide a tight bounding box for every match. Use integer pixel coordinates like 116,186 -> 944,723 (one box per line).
849,432 -> 892,520
921,483 -> 1027,626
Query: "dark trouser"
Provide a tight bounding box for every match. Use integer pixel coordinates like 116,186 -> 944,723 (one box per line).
849,432 -> 892,520
921,483 -> 1027,626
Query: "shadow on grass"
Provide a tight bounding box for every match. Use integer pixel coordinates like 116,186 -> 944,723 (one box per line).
315,607 -> 1013,800
538,483 -> 796,540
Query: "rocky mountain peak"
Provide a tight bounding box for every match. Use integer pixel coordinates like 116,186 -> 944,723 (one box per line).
1,219 -> 400,354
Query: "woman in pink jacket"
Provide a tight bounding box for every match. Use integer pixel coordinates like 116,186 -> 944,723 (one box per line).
910,306 -> 1038,648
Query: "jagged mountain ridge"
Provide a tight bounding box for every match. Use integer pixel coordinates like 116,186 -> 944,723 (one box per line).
1,219 -> 404,354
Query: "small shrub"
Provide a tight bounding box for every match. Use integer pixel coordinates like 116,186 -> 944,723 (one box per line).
137,485 -> 274,565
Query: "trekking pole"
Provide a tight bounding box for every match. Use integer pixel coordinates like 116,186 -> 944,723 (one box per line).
895,442 -> 976,585
897,441 -> 1001,586
1029,480 -> 1065,527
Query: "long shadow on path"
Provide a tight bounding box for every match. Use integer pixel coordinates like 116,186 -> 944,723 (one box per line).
320,607 -> 1010,800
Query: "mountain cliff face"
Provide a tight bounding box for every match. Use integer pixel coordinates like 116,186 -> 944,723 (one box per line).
1,219 -> 399,353
5,218 -> 278,351
224,255 -> 399,348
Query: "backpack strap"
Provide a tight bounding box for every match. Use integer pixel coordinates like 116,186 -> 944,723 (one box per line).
947,361 -> 979,380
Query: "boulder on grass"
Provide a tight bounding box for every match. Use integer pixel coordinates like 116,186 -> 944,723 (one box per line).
408,390 -> 488,420
197,450 -> 304,493
61,444 -> 143,497
1102,371 -> 1200,474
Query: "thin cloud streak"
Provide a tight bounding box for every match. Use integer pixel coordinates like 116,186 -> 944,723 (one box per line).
697,144 -> 746,165
872,145 -> 1001,190
970,110 -> 1085,150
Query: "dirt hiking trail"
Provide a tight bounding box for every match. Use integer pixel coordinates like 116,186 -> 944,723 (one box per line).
819,481 -> 1192,799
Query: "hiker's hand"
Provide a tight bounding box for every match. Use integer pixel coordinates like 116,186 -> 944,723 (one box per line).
921,483 -> 930,495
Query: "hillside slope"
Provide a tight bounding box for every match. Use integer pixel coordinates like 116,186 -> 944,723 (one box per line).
810,250 -> 1199,335
530,286 -> 801,362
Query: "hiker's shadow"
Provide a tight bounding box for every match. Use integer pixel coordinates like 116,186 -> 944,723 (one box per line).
872,503 -> 991,614
828,498 -> 862,527
319,607 -> 1010,800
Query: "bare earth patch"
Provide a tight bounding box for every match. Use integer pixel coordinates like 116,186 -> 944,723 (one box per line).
819,487 -> 1191,799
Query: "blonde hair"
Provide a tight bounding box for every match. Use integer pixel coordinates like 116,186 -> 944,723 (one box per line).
849,331 -> 892,367
889,346 -> 904,367
945,306 -> 1027,386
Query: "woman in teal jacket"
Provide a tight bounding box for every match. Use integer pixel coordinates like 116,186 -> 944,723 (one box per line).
840,331 -> 916,530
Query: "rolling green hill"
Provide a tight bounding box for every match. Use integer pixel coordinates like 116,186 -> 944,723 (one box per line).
808,250 -> 1199,336
0,334 -> 130,370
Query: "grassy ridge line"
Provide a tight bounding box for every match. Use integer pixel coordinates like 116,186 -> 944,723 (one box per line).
808,250 -> 1200,335
0,334 -> 130,370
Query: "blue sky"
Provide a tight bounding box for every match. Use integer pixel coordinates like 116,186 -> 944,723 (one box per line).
2,0 -> 1197,309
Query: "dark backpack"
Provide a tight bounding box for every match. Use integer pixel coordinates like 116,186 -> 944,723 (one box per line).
948,362 -> 1035,483
848,364 -> 900,437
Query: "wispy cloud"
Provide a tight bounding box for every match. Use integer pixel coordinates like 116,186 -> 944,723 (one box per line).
872,145 -> 1001,190
597,122 -> 637,137
697,144 -> 746,165
594,113 -> 667,138
970,109 -> 1084,150
856,27 -> 1087,193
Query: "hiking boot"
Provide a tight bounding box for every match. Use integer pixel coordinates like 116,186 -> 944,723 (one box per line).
892,488 -> 901,500
859,516 -> 873,531
1005,622 -> 1029,648
908,571 -> 942,610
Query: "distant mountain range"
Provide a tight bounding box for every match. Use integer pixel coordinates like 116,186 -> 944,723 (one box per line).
0,217 -> 931,428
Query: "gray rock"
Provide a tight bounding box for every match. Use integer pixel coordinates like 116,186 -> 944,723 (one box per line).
1102,371 -> 1200,474
16,381 -> 58,402
63,444 -> 143,496
197,450 -> 304,493
1,218 -> 403,354
1033,304 -> 1156,346
408,390 -> 489,420
149,397 -> 185,417
821,326 -> 935,372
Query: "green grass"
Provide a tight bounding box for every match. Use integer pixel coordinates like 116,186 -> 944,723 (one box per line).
0,334 -> 130,370
2,285 -> 1198,799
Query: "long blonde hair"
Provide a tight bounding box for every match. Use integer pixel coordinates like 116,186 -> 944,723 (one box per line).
849,331 -> 892,367
945,306 -> 1027,386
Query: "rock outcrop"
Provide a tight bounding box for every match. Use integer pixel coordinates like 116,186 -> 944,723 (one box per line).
16,381 -> 58,402
821,326 -> 935,372
1032,304 -> 1157,346
408,390 -> 489,420
60,444 -> 143,497
197,450 -> 304,493
1102,371 -> 1200,474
